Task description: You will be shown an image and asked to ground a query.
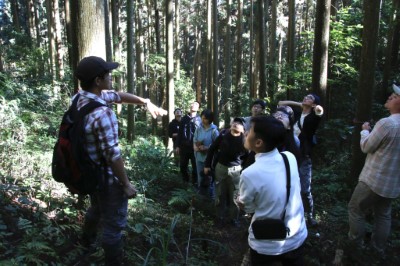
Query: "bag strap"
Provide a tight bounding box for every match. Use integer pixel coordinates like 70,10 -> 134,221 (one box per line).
280,152 -> 291,220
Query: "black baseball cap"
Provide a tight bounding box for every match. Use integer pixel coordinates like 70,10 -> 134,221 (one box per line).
232,117 -> 245,127
75,56 -> 119,82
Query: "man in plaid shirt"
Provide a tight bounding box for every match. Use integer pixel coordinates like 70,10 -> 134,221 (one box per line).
75,56 -> 167,265
348,84 -> 400,257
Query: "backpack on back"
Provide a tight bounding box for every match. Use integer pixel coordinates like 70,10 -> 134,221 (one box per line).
51,95 -> 106,195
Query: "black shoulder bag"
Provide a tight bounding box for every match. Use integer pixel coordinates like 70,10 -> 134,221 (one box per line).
251,152 -> 291,240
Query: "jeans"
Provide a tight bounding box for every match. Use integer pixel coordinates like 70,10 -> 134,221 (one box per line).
196,159 -> 215,199
179,146 -> 197,183
214,163 -> 241,220
83,179 -> 128,246
299,157 -> 314,215
348,181 -> 392,251
250,243 -> 305,266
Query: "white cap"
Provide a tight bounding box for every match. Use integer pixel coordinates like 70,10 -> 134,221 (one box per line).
393,84 -> 400,95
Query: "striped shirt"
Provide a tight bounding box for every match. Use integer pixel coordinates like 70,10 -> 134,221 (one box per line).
74,90 -> 122,176
359,114 -> 400,198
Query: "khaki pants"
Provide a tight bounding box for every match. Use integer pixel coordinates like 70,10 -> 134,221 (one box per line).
214,163 -> 241,220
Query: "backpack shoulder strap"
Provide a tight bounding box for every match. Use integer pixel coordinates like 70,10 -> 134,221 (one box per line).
77,100 -> 106,119
280,152 -> 291,220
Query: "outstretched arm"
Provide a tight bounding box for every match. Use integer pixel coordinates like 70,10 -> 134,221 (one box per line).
117,92 -> 168,118
278,100 -> 302,108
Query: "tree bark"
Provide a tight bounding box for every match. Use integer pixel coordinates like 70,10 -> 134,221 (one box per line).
175,0 -> 181,80
76,0 -> 106,59
207,0 -> 213,109
249,0 -> 254,99
111,0 -> 122,92
311,0 -> 331,102
223,0 -> 232,126
26,0 -> 36,41
350,0 -> 382,184
11,0 -> 21,33
234,0 -> 243,116
104,0 -> 112,61
212,0 -> 219,126
135,2 -> 145,97
166,0 -> 175,149
53,0 -> 65,79
287,0 -> 296,99
268,0 -> 277,99
127,0 -> 135,142
257,0 -> 267,99
46,0 -> 55,81
381,0 -> 400,101
154,2 -> 162,54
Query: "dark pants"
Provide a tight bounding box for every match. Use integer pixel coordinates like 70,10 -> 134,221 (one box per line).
179,146 -> 197,183
250,244 -> 304,266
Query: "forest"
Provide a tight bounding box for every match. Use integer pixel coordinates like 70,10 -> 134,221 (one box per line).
0,0 -> 399,265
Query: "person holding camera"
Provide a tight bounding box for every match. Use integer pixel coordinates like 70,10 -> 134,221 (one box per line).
348,84 -> 400,257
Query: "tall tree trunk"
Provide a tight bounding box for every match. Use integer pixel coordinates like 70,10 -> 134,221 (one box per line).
234,0 -> 243,116
166,0 -> 175,149
175,0 -> 181,80
212,0 -> 219,126
135,2 -> 145,97
65,0 -> 79,92
223,0 -> 232,126
249,0 -> 254,99
287,0 -> 296,99
111,0 -> 122,92
350,0 -> 382,184
381,0 -> 400,101
34,0 -> 41,47
127,0 -> 135,142
207,0 -> 213,108
26,0 -> 36,41
104,0 -> 112,61
70,0 -> 106,92
11,0 -> 21,33
154,2 -> 162,54
311,0 -> 331,102
53,0 -> 64,79
46,0 -> 55,81
257,0 -> 267,99
76,0 -> 106,59
268,0 -> 277,99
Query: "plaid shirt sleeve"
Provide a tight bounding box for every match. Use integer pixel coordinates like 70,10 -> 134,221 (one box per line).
101,90 -> 122,104
86,107 -> 121,164
360,121 -> 386,154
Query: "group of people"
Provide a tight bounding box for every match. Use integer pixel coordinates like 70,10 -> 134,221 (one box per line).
70,56 -> 399,265
169,94 -> 324,264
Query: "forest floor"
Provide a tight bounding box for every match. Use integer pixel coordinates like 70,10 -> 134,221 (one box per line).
209,200 -> 400,266
1,175 -> 400,265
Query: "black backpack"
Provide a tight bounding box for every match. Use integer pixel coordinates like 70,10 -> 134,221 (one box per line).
51,94 -> 106,195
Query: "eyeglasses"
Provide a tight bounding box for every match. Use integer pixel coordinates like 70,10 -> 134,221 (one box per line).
304,95 -> 315,101
273,112 -> 289,119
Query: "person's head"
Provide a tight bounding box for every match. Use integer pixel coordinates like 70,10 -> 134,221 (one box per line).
200,109 -> 214,125
385,84 -> 400,114
230,117 -> 245,134
245,116 -> 286,153
190,101 -> 200,113
251,99 -> 266,117
273,106 -> 295,130
174,108 -> 182,121
302,93 -> 320,108
75,56 -> 119,91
